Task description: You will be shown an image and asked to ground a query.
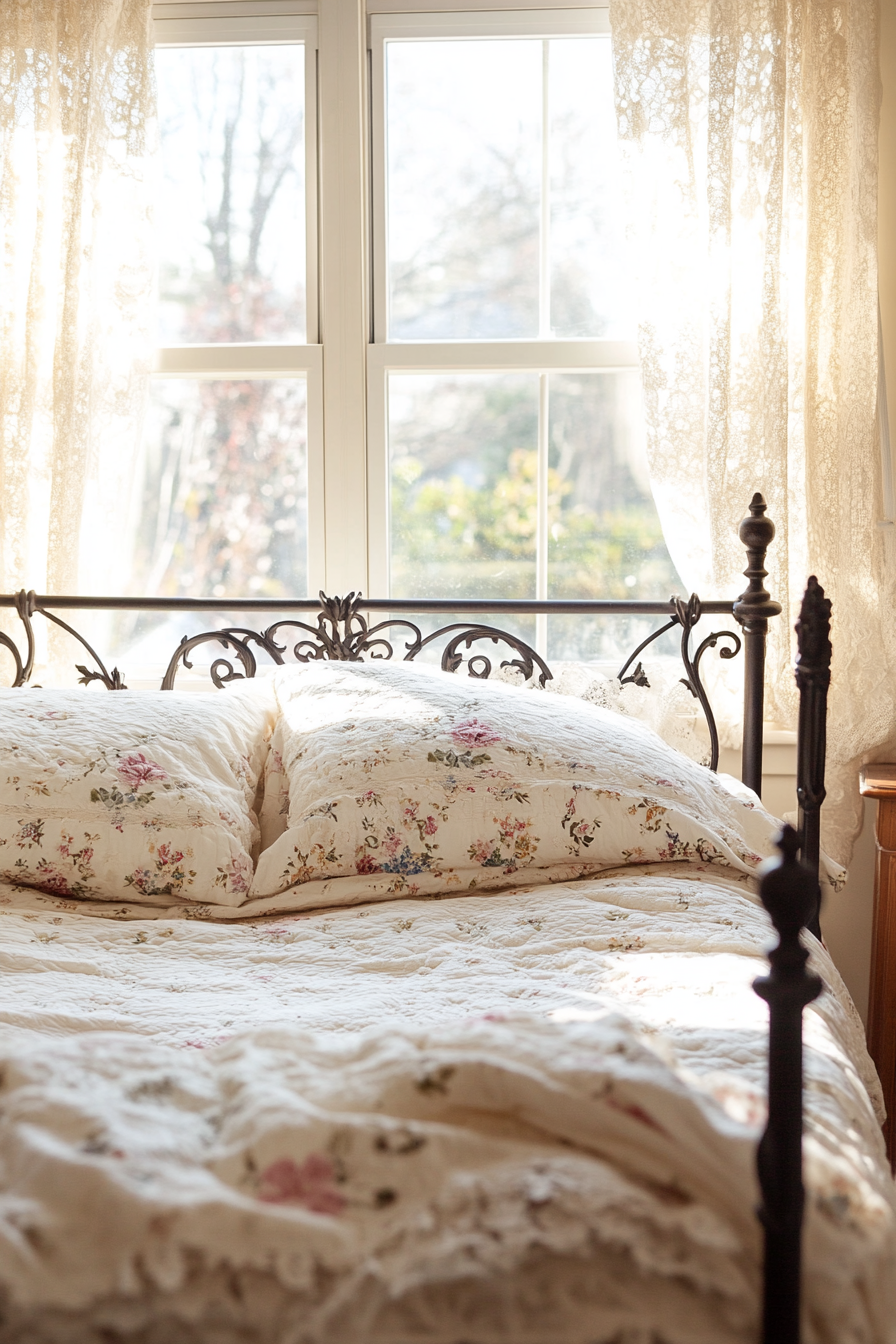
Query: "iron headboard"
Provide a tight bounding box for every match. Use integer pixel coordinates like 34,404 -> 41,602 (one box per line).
0,493 -> 780,794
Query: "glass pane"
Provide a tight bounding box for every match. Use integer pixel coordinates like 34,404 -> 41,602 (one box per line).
156,46 -> 306,344
383,35 -> 633,340
389,373 -> 539,597
548,372 -> 681,600
132,379 -> 308,598
548,40 -> 633,338
385,40 -> 541,339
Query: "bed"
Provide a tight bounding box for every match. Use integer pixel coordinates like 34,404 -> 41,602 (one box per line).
0,494 -> 890,1344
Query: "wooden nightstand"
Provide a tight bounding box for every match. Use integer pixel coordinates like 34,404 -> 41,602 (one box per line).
859,765 -> 896,1169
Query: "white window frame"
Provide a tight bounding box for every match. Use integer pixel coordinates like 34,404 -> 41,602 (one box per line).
150,0 -> 637,609
150,3 -> 325,592
367,7 -> 640,624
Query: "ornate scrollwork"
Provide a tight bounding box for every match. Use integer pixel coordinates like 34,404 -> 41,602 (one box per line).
0,592 -> 125,691
672,594 -> 742,772
0,589 -> 35,686
422,624 -> 552,686
615,616 -> 679,688
159,594 -> 553,691
39,610 -> 128,691
161,628 -> 279,690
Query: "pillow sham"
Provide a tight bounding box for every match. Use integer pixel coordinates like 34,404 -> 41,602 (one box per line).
250,660 -> 782,904
0,685 -> 275,907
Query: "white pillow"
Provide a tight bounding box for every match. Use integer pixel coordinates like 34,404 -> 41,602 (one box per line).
250,661 -> 783,907
0,685 -> 275,907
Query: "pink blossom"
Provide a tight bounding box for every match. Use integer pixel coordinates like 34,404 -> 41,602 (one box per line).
229,852 -> 252,893
257,1154 -> 345,1215
39,870 -> 72,895
157,843 -> 184,866
382,832 -> 402,857
451,719 -> 500,748
355,851 -> 378,874
117,754 -> 167,788
423,816 -> 438,836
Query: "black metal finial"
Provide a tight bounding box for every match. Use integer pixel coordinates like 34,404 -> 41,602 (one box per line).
754,825 -> 823,1344
733,495 -> 782,799
734,495 -> 782,632
794,576 -> 830,940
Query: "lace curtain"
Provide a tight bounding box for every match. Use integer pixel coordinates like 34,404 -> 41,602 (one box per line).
609,0 -> 891,863
0,0 -> 154,656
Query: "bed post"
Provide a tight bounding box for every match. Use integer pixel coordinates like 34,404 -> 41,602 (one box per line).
794,577 -> 831,941
754,825 -> 823,1344
733,494 -> 782,798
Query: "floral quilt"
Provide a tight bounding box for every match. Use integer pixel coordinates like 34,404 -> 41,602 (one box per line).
0,867 -> 889,1343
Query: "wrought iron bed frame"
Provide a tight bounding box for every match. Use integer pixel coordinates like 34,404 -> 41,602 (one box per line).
0,491 -> 832,1344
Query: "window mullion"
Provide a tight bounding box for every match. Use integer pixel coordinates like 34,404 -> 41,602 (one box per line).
539,37 -> 550,341
318,0 -> 371,593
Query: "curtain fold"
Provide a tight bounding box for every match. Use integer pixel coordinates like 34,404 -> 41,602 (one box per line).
0,0 -> 154,637
609,0 -> 890,864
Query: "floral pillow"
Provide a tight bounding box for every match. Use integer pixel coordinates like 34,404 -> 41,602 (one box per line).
0,686 -> 275,907
250,661 -> 784,905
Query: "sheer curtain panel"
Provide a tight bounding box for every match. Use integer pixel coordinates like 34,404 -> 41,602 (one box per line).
0,0 -> 155,630
609,0 -> 890,863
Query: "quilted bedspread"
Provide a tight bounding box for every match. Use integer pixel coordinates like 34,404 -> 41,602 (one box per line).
0,865 -> 891,1343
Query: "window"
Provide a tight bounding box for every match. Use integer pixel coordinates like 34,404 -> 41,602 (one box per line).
136,0 -> 680,661
144,8 -> 321,606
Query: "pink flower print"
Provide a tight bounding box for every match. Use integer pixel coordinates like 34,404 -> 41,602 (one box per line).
382,831 -> 402,858
117,754 -> 167,788
228,852 -> 253,894
38,870 -> 73,895
423,815 -> 438,836
257,1154 -> 345,1215
355,851 -> 379,875
469,840 -> 492,864
18,821 -> 44,846
451,719 -> 500,748
156,843 -> 184,866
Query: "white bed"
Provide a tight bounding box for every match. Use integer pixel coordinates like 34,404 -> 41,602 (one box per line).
0,660 -> 891,1342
